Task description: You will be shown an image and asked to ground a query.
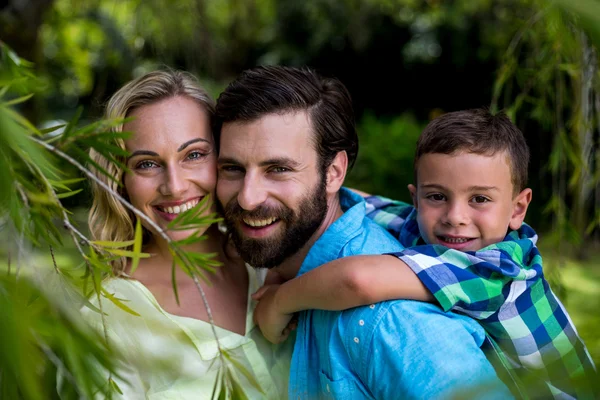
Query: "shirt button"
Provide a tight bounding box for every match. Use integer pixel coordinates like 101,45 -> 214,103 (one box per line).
354,337 -> 360,344
359,319 -> 365,326
369,304 -> 375,309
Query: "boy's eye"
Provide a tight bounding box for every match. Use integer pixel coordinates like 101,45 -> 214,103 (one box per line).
427,193 -> 446,201
472,195 -> 490,204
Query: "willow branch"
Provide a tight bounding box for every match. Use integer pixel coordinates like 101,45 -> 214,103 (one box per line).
30,135 -> 222,351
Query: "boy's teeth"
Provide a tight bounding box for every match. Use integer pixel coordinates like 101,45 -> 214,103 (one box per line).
243,217 -> 278,227
159,199 -> 199,215
443,237 -> 469,243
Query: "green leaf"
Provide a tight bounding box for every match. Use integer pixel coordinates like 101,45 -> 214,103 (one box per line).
109,377 -> 123,395
103,248 -> 151,258
223,351 -> 264,394
1,93 -> 34,107
56,189 -> 84,199
61,106 -> 83,141
91,240 -> 136,248
129,218 -> 144,276
100,288 -> 141,317
170,255 -> 180,305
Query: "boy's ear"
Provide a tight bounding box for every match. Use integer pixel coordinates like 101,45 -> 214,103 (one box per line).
326,151 -> 348,194
509,188 -> 532,231
408,184 -> 418,209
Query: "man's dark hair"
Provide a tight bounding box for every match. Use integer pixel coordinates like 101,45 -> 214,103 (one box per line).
415,108 -> 530,193
214,65 -> 358,171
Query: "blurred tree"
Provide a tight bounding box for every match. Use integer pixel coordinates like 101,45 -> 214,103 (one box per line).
492,0 -> 600,258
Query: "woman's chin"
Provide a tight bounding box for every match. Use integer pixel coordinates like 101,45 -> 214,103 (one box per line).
166,226 -> 210,244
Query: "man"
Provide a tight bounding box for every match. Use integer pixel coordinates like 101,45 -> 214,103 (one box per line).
214,65 -> 512,399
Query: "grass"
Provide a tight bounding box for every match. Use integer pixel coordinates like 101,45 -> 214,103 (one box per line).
544,246 -> 600,367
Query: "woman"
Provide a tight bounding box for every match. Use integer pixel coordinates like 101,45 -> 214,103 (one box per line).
87,70 -> 291,399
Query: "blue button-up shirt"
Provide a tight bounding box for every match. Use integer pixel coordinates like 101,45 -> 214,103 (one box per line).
288,188 -> 513,399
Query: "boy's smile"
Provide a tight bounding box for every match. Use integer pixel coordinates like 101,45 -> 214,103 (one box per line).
409,151 -> 531,252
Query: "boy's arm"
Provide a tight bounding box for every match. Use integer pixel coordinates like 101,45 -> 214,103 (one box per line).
275,255 -> 432,314
252,255 -> 433,343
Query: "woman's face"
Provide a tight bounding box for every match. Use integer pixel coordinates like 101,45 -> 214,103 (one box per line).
123,95 -> 216,242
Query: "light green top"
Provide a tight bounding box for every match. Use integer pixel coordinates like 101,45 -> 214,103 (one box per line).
83,265 -> 292,399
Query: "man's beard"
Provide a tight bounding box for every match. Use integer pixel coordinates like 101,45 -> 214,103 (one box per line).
220,176 -> 328,269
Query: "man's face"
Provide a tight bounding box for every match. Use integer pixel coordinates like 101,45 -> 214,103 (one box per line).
409,151 -> 530,252
216,111 -> 328,269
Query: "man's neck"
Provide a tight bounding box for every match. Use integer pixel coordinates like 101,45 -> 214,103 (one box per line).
275,193 -> 345,282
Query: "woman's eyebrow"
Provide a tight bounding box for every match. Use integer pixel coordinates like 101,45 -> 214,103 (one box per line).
177,138 -> 210,152
127,150 -> 159,162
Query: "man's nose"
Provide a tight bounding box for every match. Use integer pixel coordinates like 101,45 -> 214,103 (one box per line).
443,201 -> 470,226
237,173 -> 268,211
159,166 -> 189,197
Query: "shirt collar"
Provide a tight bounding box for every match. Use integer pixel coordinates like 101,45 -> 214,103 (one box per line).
296,187 -> 366,277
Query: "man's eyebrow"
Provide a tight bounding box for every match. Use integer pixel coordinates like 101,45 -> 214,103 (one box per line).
258,157 -> 301,168
127,150 -> 159,162
177,138 -> 210,152
217,157 -> 301,168
217,157 -> 241,166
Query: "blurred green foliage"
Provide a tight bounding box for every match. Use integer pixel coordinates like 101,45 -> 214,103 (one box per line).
1,0 -> 600,397
346,113 -> 424,202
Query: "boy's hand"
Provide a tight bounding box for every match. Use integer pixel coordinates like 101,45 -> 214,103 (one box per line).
252,284 -> 296,344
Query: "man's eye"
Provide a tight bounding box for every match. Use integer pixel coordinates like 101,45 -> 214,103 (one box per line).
220,165 -> 243,173
136,160 -> 158,169
427,193 -> 445,201
270,166 -> 290,173
472,195 -> 490,204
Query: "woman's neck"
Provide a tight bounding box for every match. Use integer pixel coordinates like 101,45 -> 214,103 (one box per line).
130,225 -> 228,284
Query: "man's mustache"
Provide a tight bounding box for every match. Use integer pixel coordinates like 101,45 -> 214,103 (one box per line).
223,201 -> 293,222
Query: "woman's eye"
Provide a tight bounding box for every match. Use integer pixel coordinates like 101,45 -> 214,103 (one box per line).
187,150 -> 207,160
472,195 -> 490,204
136,160 -> 157,169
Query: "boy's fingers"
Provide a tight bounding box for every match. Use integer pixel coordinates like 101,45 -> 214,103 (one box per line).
251,286 -> 270,300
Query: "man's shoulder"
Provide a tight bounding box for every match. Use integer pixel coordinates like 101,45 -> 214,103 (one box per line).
339,299 -> 484,349
341,216 -> 405,256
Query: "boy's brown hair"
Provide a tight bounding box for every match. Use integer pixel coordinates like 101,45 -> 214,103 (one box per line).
415,108 -> 530,194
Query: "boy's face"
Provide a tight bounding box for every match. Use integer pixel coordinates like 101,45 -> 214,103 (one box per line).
409,151 -> 532,252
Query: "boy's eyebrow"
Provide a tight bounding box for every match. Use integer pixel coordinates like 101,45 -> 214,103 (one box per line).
420,184 -> 500,192
467,185 -> 500,192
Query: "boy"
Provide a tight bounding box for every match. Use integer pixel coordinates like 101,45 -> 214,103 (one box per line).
252,108 -> 597,399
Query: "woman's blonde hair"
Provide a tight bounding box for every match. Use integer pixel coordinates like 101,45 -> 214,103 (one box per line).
88,69 -> 215,274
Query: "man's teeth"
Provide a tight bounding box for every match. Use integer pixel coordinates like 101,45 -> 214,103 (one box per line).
442,237 -> 470,243
158,199 -> 200,214
243,217 -> 278,227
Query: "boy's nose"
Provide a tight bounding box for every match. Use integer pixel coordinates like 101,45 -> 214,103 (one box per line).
443,202 -> 470,226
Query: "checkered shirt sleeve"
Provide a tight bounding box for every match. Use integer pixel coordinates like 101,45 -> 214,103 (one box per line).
364,195 -> 598,399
